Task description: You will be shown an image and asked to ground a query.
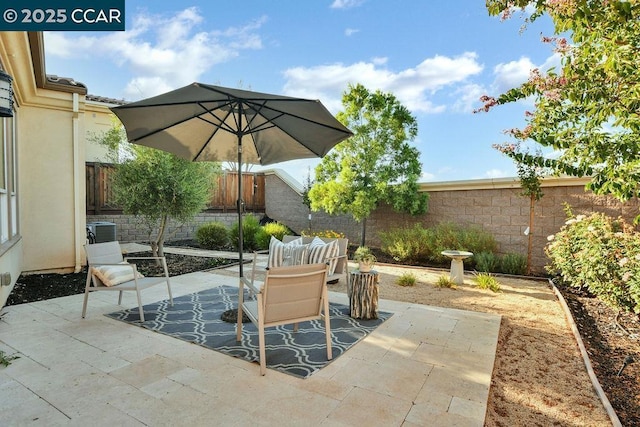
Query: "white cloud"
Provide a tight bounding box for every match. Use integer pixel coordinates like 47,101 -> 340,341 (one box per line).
282,52 -> 482,114
123,77 -> 174,100
491,52 -> 561,94
331,0 -> 366,9
492,56 -> 535,93
44,8 -> 266,100
540,52 -> 562,73
482,168 -> 512,179
451,83 -> 485,113
420,171 -> 436,181
345,28 -> 360,36
45,32 -> 108,59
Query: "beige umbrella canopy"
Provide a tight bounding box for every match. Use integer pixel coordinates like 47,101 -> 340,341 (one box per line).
111,82 -> 352,282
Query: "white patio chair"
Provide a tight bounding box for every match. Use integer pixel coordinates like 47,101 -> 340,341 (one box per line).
237,263 -> 332,375
82,241 -> 173,322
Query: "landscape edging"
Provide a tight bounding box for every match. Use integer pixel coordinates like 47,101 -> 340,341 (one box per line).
549,278 -> 622,427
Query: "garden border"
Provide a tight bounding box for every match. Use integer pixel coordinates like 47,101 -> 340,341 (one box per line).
549,278 -> 622,427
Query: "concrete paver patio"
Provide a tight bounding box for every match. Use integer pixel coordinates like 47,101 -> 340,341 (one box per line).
0,262 -> 501,426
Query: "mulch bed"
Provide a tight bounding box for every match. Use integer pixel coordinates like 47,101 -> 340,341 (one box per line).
556,283 -> 639,425
5,252 -> 234,306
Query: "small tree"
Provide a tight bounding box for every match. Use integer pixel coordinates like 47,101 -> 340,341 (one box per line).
309,83 -> 428,246
96,123 -> 220,257
514,154 -> 545,275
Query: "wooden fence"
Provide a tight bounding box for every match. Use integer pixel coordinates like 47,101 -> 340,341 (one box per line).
86,162 -> 265,215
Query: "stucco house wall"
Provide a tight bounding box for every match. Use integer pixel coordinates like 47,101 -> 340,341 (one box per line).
0,31 -> 116,307
19,101 -> 83,272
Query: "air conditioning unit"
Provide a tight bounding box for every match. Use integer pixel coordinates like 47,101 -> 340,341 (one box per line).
87,221 -> 117,243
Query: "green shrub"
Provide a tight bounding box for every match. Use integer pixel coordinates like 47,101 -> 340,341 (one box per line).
396,272 -> 417,287
230,215 -> 261,251
255,222 -> 291,250
435,274 -> 456,288
473,272 -> 501,292
379,224 -> 434,262
546,212 -> 640,313
379,222 -> 497,268
195,222 -> 229,249
500,253 -> 527,275
474,251 -> 500,273
430,222 -> 497,266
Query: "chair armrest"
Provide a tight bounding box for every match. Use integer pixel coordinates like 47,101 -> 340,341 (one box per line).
249,250 -> 269,287
325,253 -> 347,262
124,256 -> 170,278
90,262 -> 134,268
241,276 -> 261,295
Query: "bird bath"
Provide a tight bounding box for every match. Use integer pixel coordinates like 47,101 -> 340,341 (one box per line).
441,250 -> 473,285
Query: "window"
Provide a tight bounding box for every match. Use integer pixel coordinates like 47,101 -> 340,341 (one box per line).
0,115 -> 17,244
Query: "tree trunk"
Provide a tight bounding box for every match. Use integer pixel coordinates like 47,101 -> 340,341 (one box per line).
153,214 -> 168,260
360,218 -> 367,247
527,193 -> 534,276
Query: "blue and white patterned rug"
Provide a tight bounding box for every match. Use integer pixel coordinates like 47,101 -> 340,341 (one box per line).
106,285 -> 392,378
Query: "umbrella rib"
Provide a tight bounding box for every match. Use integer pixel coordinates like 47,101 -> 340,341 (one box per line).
196,83 -> 351,135
244,99 -> 352,134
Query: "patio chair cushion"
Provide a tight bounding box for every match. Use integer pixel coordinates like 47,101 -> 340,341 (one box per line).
267,236 -> 306,268
92,262 -> 144,287
307,237 -> 339,275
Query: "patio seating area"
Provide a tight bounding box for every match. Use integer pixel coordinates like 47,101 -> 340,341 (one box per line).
0,251 -> 501,426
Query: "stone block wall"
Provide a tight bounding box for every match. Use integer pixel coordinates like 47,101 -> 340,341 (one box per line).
373,180 -> 640,274
87,212 -> 258,244
263,174 -> 640,275
263,173 -> 359,239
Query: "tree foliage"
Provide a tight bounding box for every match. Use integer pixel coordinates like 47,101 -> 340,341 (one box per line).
482,0 -> 640,202
97,123 -> 220,256
309,83 -> 428,246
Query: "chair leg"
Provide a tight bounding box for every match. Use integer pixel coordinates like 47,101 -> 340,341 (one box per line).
166,280 -> 173,305
258,320 -> 266,376
81,272 -> 92,318
323,293 -> 333,360
118,290 -> 123,305
135,290 -> 145,322
162,258 -> 173,305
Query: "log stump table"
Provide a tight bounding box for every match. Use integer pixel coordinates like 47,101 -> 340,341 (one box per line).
348,270 -> 379,320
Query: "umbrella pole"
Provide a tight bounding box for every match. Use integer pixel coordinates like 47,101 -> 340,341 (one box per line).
237,135 -> 244,279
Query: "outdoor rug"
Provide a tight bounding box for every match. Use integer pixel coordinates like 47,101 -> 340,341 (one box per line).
105,285 -> 392,378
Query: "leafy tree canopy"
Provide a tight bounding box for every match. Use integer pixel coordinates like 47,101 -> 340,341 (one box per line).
309,83 -> 428,244
482,0 -> 640,202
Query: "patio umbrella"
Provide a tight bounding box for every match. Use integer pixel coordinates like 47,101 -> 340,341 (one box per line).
110,82 -> 352,285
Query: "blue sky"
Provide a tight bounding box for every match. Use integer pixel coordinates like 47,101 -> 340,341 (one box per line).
43,1 -> 556,185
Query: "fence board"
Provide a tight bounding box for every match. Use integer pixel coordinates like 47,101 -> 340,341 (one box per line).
85,163 -> 265,215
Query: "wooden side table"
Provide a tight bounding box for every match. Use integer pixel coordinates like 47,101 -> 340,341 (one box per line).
348,270 -> 379,320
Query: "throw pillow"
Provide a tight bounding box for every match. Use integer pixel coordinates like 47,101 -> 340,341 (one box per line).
267,236 -> 307,268
307,237 -> 339,275
92,262 -> 144,287
283,244 -> 309,266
